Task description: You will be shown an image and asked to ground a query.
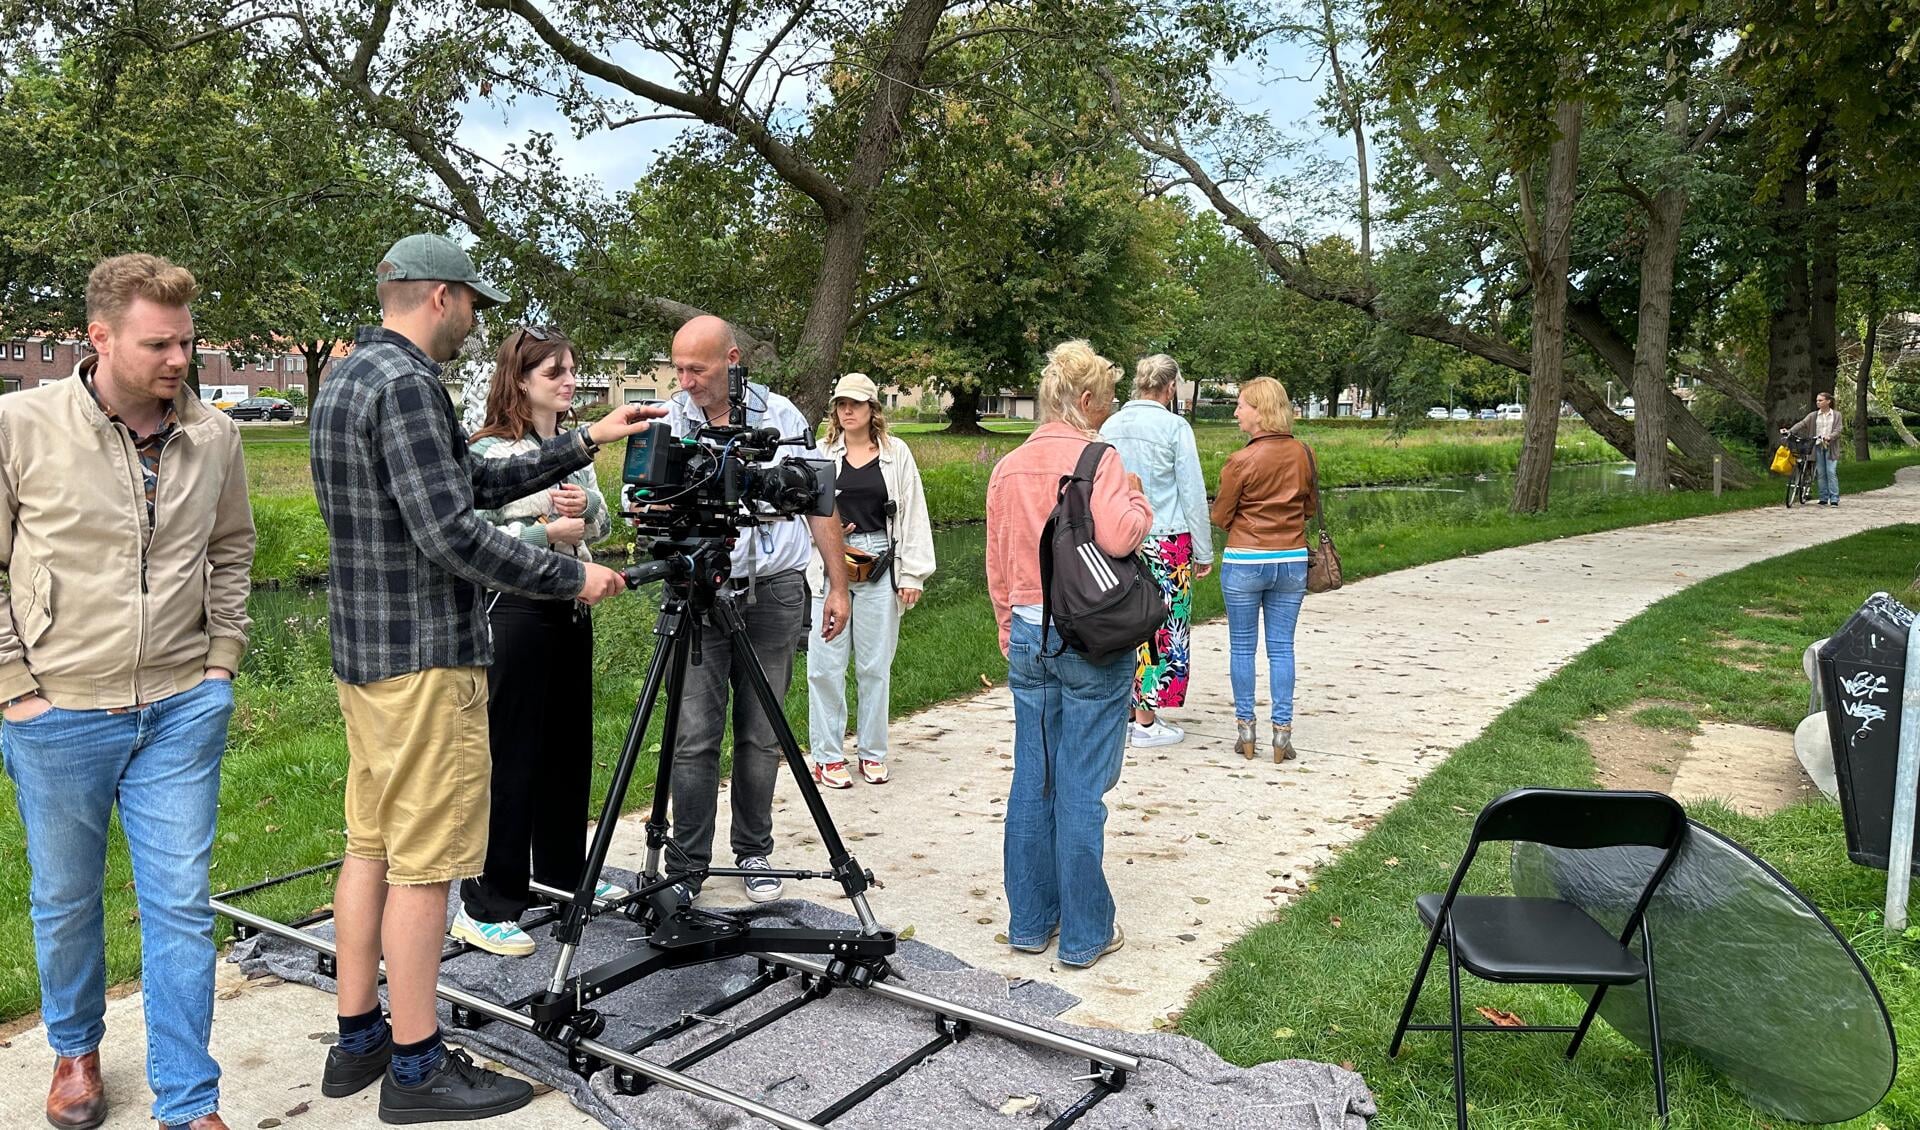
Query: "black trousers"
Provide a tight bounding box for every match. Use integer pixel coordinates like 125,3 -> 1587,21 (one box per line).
459,593 -> 595,923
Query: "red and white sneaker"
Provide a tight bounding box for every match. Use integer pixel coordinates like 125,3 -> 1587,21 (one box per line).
858,758 -> 889,785
812,760 -> 854,789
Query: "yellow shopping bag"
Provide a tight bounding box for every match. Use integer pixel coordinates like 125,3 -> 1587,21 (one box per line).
1770,445 -> 1794,474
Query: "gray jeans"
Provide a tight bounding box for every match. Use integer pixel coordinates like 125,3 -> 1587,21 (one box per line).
666,568 -> 808,880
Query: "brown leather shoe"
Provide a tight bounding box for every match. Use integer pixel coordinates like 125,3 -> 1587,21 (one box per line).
45,1051 -> 106,1130
176,1116 -> 231,1130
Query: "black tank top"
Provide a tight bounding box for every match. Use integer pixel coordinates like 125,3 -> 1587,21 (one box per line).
837,456 -> 888,533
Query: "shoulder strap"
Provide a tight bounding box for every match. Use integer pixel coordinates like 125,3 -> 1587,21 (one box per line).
1072,440 -> 1109,484
1298,438 -> 1330,535
1039,441 -> 1108,657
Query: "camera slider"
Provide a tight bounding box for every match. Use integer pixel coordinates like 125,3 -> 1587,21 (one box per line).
524,900 -> 897,1025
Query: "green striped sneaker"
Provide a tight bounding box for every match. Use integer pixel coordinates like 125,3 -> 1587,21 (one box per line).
450,907 -> 535,957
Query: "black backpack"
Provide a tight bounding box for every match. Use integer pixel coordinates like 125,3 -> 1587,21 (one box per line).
1038,442 -> 1169,664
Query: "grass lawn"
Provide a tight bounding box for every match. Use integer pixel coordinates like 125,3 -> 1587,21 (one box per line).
1179,525 -> 1920,1129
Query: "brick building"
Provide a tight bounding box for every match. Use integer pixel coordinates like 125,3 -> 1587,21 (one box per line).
0,336 -> 314,401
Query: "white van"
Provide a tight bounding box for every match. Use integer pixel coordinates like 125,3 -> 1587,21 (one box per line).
1427,406 -> 1449,419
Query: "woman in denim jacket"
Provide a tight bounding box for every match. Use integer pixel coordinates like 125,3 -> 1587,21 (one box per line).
1099,354 -> 1213,747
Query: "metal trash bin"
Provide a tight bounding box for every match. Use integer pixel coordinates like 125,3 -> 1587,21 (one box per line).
1820,592 -> 1919,872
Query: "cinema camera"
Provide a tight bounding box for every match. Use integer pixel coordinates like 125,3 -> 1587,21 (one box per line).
620,363 -> 835,537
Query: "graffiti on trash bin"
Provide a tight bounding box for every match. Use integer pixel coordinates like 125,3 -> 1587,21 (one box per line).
1840,669 -> 1894,745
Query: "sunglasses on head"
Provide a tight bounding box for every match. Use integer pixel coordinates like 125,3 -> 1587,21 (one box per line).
516,324 -> 559,343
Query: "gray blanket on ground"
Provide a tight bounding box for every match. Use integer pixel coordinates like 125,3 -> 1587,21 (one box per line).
231,882 -> 1374,1130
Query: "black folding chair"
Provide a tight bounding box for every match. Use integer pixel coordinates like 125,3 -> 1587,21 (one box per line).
1387,787 -> 1689,1129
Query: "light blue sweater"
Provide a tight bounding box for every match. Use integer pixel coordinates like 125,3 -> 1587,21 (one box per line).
1100,398 -> 1214,563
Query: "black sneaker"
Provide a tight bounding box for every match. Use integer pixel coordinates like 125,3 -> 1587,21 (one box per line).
322,1031 -> 393,1098
377,1048 -> 534,1124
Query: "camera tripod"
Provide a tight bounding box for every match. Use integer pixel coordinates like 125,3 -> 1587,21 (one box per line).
527,533 -> 897,1032
212,533 -> 1139,1129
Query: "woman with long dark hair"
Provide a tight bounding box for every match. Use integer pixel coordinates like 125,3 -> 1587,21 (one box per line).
450,326 -> 627,956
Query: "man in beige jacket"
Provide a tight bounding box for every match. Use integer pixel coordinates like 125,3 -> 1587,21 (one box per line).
0,254 -> 254,1130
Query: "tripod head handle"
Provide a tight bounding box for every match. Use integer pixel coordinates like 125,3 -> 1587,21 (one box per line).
624,559 -> 677,588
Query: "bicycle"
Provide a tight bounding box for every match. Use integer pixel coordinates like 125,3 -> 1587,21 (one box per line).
1780,430 -> 1817,508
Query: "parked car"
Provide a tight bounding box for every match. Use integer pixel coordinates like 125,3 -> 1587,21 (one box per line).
1427,406 -> 1449,419
225,396 -> 295,421
1478,408 -> 1499,420
1450,407 -> 1470,420
1501,404 -> 1524,420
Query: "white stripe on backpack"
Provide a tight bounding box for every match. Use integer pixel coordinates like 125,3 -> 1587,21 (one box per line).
1078,542 -> 1119,590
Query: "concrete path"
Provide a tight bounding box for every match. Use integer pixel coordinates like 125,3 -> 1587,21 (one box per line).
5,471 -> 1917,1128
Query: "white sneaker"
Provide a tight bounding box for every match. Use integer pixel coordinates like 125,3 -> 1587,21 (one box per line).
1129,719 -> 1184,748
594,879 -> 632,903
739,856 -> 783,903
450,907 -> 535,957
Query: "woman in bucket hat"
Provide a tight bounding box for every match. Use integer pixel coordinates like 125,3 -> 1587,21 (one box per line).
805,374 -> 935,786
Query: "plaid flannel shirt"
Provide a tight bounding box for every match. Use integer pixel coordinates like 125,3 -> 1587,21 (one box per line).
310,327 -> 593,684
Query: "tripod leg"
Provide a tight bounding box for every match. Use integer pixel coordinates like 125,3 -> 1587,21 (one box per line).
642,623 -> 694,885
547,602 -> 689,995
712,593 -> 883,934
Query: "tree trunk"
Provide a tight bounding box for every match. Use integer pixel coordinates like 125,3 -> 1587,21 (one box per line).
1858,282 -> 1881,461
302,339 -> 335,402
944,384 -> 989,434
1566,300 -> 1756,489
1562,378 -> 1635,456
1811,157 -> 1840,401
1630,186 -> 1685,491
1878,401 -> 1920,447
1765,152 -> 1815,437
1512,97 -> 1583,514
787,212 -> 867,424
1679,358 -> 1765,420
1628,57 -> 1689,493
780,0 -> 945,425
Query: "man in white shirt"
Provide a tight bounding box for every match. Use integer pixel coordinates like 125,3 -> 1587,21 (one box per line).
658,315 -> 849,901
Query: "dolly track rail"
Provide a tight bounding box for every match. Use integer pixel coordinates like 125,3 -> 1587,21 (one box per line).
525,880 -> 1140,1075
211,896 -> 824,1130
211,880 -> 1140,1130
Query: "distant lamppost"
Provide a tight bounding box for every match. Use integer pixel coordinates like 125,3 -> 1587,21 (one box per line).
1605,380 -> 1615,410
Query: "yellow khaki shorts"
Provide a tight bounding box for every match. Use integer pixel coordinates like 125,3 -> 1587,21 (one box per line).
336,666 -> 491,885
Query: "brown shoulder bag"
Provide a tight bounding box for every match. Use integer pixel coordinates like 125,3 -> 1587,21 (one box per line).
1299,440 -> 1343,593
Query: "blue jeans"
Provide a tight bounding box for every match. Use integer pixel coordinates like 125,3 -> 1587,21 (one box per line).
1816,446 -> 1840,503
1222,560 -> 1308,725
2,677 -> 234,1125
1004,617 -> 1131,965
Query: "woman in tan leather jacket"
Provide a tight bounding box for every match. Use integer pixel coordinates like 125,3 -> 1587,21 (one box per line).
1210,377 -> 1316,762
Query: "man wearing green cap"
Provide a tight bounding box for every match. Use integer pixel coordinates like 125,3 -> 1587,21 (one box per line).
308,233 -> 664,1122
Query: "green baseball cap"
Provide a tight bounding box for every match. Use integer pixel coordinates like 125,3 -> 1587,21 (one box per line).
374,234 -> 509,309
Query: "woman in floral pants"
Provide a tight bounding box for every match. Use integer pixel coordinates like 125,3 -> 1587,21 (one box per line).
1100,355 -> 1213,747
